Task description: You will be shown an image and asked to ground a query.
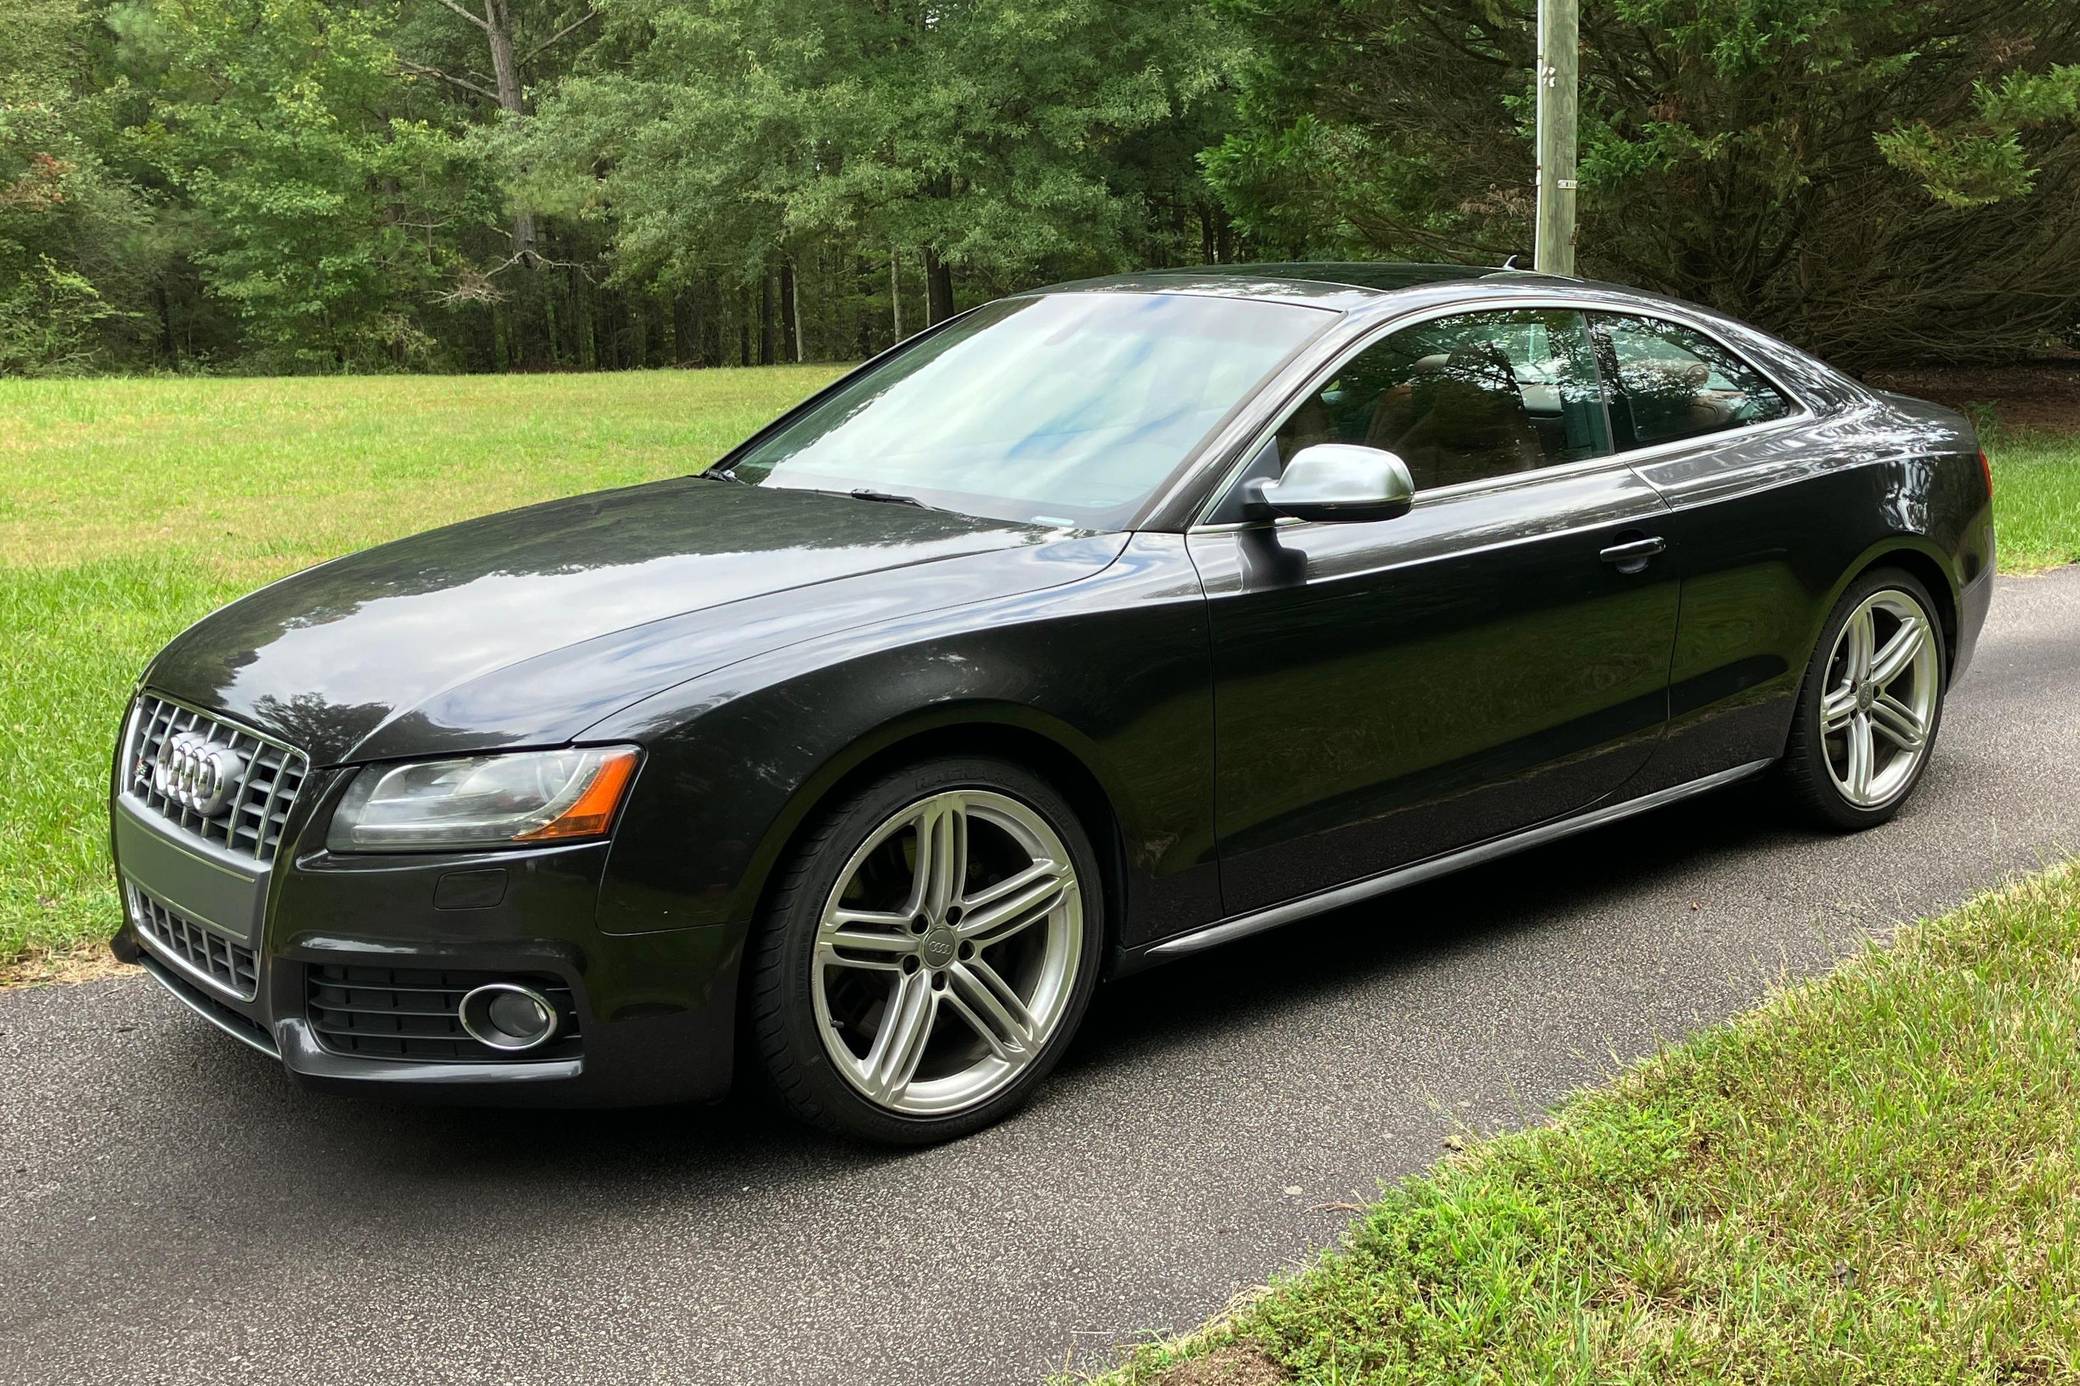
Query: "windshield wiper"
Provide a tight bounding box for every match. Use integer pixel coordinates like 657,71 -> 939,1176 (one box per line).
764,482 -> 943,511
847,488 -> 933,510
693,466 -> 746,484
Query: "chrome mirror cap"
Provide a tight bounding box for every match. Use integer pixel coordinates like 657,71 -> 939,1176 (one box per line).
1245,443 -> 1415,523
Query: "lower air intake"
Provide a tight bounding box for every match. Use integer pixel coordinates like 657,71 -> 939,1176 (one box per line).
306,964 -> 581,1063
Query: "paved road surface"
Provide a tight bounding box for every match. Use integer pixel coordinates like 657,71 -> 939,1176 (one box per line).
5,567 -> 2076,1386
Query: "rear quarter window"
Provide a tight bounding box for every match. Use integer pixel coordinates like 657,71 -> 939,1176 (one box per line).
1594,313 -> 1794,450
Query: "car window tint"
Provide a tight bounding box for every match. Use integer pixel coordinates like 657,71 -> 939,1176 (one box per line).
1593,314 -> 1793,449
1272,309 -> 1611,493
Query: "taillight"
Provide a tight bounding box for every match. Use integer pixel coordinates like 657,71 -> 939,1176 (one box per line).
1978,447 -> 1994,500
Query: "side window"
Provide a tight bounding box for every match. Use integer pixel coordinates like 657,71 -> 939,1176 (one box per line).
1271,309 -> 1611,493
1593,314 -> 1793,449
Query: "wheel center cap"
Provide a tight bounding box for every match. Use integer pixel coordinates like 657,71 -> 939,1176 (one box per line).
920,926 -> 958,969
1856,683 -> 1874,712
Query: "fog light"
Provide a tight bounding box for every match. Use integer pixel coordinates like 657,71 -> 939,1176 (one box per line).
458,983 -> 559,1052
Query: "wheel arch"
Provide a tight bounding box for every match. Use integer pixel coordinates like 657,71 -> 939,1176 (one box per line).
1775,537 -> 1960,765
1828,538 -> 1961,678
737,705 -> 1131,971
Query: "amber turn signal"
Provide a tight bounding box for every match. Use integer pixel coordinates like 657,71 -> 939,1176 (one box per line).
514,748 -> 641,842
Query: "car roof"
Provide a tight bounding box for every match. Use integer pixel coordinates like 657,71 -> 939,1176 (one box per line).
1037,261 -> 1585,310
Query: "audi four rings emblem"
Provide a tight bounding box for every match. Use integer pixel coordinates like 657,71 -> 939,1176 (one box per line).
146,732 -> 248,816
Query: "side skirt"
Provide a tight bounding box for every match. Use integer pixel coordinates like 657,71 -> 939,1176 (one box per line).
1133,758 -> 1777,964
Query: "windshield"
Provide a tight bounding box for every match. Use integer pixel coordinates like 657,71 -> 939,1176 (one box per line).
725,292 -> 1333,528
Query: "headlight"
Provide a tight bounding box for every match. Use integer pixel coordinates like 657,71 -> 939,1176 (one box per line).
327,746 -> 641,852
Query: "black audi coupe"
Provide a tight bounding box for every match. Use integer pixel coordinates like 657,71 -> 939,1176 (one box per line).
111,263 -> 1995,1142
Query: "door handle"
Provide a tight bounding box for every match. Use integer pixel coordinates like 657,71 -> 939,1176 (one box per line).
1599,535 -> 1666,574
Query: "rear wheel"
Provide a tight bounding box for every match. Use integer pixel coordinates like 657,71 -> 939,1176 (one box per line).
1781,567 -> 1946,830
747,756 -> 1103,1144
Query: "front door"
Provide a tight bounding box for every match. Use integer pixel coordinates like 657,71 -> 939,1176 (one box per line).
1187,307 -> 1682,916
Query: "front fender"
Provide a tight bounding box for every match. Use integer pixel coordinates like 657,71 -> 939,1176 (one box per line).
586,534 -> 1221,950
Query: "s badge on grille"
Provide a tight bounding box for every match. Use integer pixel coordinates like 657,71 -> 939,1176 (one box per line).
151,732 -> 248,817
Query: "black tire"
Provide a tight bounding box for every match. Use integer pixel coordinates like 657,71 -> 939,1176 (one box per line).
745,755 -> 1105,1145
1780,566 -> 1948,831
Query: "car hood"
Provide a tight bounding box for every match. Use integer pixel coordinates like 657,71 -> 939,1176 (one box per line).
146,478 -> 1126,766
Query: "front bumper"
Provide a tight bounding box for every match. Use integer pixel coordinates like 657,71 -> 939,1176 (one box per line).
111,790 -> 744,1108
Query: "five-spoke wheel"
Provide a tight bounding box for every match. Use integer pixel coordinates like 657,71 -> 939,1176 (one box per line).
748,757 -> 1101,1143
812,790 -> 1083,1115
1818,588 -> 1939,808
1784,568 -> 1946,828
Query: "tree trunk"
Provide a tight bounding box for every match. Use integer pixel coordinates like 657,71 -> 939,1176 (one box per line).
501,280 -> 536,370
674,291 -> 703,366
780,258 -> 801,364
758,269 -> 776,365
566,236 -> 591,368
923,245 -> 954,324
889,246 -> 904,342
791,262 -> 804,362
854,257 -> 873,357
155,279 -> 177,366
482,0 -> 538,268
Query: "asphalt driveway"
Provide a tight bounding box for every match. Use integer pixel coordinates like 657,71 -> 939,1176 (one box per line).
4,567 -> 2076,1386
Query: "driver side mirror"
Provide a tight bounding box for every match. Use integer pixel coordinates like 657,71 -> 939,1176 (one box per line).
1244,444 -> 1415,523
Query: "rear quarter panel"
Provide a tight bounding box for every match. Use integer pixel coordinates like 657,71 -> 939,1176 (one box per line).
1626,383 -> 1991,791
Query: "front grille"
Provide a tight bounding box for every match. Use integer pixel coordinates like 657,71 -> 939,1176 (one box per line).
306,965 -> 582,1064
123,694 -> 308,864
128,884 -> 259,1000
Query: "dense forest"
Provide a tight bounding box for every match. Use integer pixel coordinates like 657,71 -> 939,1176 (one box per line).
3,0 -> 2076,376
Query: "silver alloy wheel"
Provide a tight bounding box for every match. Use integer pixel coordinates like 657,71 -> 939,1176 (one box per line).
810,790 -> 1083,1116
1820,587 -> 1940,809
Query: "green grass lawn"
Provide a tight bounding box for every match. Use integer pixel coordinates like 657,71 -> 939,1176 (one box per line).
1085,863 -> 2080,1385
1992,430 -> 2080,573
0,372 -> 2072,977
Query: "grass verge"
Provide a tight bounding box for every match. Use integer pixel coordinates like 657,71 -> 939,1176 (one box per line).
1085,863 -> 2080,1384
1989,430 -> 2080,574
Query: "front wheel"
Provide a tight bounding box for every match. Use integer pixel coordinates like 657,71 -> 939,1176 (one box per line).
746,756 -> 1103,1144
1781,567 -> 1947,830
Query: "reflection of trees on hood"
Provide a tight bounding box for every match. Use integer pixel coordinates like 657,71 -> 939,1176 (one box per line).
249,691 -> 397,759
146,479 -> 1048,733
198,478 -> 1022,641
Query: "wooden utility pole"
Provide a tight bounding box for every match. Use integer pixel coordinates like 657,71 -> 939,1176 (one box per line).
1534,0 -> 1579,275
